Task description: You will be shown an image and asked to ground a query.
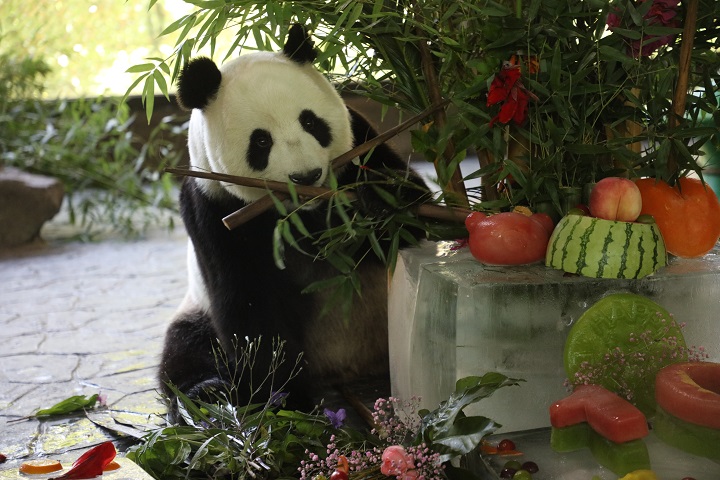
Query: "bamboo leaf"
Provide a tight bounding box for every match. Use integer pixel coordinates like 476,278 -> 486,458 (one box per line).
126,63 -> 156,73
35,394 -> 99,417
142,76 -> 155,123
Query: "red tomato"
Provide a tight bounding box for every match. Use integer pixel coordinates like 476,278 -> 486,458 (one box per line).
466,212 -> 551,265
655,362 -> 720,429
549,384 -> 649,443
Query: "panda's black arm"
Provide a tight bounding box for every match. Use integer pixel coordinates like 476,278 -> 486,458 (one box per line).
179,179 -> 310,354
340,107 -> 431,215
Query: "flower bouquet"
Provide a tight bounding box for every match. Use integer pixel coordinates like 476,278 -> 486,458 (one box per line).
128,347 -> 523,480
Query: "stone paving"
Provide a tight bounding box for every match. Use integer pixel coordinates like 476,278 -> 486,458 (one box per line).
0,212 -> 187,477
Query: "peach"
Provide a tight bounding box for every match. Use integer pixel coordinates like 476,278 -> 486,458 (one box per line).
589,177 -> 642,222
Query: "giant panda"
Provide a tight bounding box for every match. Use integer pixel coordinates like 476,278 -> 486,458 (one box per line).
160,24 -> 429,417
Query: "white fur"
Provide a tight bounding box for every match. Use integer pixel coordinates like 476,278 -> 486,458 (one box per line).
188,51 -> 354,202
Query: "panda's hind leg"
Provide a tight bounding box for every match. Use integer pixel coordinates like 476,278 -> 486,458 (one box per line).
159,306 -> 230,419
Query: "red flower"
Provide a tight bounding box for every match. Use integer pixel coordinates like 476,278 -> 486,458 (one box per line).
487,61 -> 535,126
49,442 -> 116,480
607,0 -> 680,57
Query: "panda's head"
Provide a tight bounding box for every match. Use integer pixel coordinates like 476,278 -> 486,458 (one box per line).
176,25 -> 353,202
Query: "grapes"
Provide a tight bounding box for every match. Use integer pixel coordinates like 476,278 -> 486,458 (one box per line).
521,461 -> 539,473
499,467 -> 517,478
512,470 -> 532,480
329,471 -> 348,480
497,439 -> 516,452
503,460 -> 522,470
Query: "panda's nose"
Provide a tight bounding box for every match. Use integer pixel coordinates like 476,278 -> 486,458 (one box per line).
289,168 -> 322,186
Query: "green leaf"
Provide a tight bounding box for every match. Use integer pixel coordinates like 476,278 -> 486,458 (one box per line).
142,76 -> 155,123
126,63 -> 156,73
418,373 -> 523,462
288,212 -> 311,238
34,394 -> 99,417
153,70 -> 170,100
484,29 -> 525,49
431,415 -> 497,456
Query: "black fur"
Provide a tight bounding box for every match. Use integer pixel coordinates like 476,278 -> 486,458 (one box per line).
160,108 -> 429,419
247,129 -> 273,171
176,57 -> 222,111
160,26 -> 430,420
283,24 -> 317,64
300,109 -> 332,147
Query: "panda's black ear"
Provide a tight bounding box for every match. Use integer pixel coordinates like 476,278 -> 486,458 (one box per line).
176,57 -> 222,111
283,24 -> 317,64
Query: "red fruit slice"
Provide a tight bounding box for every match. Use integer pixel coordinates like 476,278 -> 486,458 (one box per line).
550,384 -> 649,443
655,362 -> 720,429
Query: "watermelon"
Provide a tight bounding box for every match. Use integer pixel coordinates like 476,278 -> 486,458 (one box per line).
545,213 -> 667,279
549,384 -> 649,443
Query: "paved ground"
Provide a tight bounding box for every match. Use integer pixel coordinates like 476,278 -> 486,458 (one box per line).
0,210 -> 187,477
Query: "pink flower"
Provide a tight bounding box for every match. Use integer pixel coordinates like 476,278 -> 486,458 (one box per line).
380,446 -> 415,477
399,469 -> 419,480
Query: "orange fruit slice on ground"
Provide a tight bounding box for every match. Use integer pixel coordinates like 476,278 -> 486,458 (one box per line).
19,458 -> 63,474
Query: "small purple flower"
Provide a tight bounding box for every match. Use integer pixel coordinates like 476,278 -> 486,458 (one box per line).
269,390 -> 289,407
324,408 -> 347,428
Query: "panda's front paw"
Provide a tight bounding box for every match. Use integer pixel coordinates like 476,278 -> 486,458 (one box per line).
355,183 -> 395,218
166,377 -> 234,424
355,181 -> 429,219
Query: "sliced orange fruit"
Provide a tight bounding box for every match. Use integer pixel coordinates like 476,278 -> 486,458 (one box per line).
19,458 -> 63,474
104,460 -> 121,471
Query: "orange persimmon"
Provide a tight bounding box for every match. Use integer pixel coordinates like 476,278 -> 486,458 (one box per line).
635,177 -> 720,257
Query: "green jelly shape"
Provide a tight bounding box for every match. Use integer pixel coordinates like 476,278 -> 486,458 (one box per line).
551,423 -> 590,452
654,406 -> 720,461
563,293 -> 687,416
551,424 -> 650,476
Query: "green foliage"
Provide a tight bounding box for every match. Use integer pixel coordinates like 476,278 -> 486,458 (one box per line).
417,373 -> 524,463
0,0 -> 181,97
1,93 -> 185,238
128,339 -> 521,480
33,394 -> 100,418
129,0 -> 720,214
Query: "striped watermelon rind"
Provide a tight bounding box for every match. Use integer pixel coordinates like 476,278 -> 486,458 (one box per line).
545,214 -> 667,279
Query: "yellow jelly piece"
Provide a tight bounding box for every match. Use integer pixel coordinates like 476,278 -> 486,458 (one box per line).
618,470 -> 658,480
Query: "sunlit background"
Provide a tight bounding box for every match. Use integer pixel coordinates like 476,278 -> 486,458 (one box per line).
1,0 -> 199,98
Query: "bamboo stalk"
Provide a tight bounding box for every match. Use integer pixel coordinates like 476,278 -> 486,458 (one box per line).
667,0 -> 699,178
166,167 -> 473,226
173,101 -> 449,230
415,11 -> 469,208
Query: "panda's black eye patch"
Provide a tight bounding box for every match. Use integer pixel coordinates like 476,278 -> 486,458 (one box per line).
247,129 -> 273,171
299,109 -> 332,148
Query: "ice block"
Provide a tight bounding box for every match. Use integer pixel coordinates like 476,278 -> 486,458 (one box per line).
388,241 -> 720,433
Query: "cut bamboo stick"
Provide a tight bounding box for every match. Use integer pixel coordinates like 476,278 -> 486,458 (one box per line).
165,167 -> 473,227
168,101 -> 451,230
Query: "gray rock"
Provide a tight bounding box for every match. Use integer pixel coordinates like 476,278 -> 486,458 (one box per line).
0,167 -> 64,247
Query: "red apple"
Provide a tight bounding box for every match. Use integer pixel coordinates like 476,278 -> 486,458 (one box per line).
465,211 -> 551,265
589,177 -> 643,222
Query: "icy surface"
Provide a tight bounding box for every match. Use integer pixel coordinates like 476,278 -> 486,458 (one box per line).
478,428 -> 720,479
388,241 -> 720,433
